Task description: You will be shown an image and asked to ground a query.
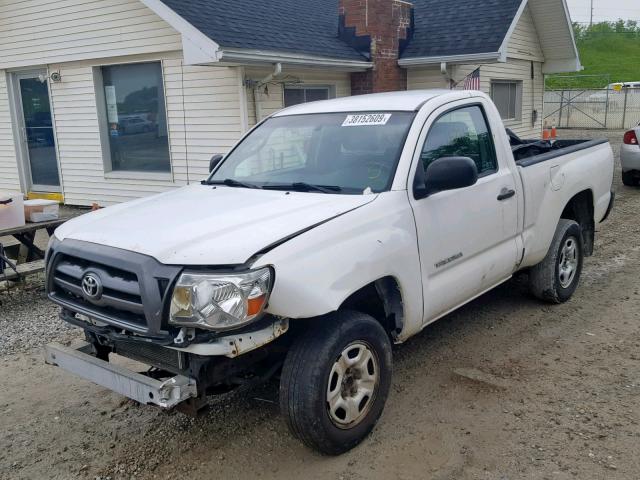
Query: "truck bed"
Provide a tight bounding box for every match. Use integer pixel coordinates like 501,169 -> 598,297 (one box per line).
511,138 -> 609,167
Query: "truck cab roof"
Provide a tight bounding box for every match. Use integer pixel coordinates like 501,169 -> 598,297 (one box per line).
273,89 -> 474,116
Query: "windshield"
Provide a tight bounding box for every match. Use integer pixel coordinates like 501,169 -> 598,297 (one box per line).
208,112 -> 416,194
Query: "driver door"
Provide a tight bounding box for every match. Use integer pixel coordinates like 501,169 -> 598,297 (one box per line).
409,100 -> 519,325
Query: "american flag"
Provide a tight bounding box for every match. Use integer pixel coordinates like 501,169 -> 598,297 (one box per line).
463,68 -> 481,90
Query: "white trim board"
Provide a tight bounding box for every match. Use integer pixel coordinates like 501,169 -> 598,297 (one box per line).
219,49 -> 372,71
138,0 -> 222,64
399,52 -> 502,67
498,0 -> 529,62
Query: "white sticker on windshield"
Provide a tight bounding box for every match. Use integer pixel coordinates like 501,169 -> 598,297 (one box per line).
342,113 -> 392,127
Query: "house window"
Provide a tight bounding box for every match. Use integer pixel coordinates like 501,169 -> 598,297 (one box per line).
99,62 -> 170,173
283,86 -> 332,107
490,81 -> 522,121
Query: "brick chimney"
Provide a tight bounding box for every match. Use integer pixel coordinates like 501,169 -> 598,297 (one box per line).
339,0 -> 413,95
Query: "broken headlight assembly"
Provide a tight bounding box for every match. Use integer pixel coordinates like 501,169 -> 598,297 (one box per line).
169,267 -> 273,331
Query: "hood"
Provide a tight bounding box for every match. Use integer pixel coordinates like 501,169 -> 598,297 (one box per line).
55,184 -> 377,265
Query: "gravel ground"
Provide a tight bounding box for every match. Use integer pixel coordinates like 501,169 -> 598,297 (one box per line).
0,205 -> 87,355
0,274 -> 79,355
1,129 -> 639,480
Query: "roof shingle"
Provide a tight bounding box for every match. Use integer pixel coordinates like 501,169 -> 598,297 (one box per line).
159,0 -> 524,62
401,0 -> 523,59
159,0 -> 368,61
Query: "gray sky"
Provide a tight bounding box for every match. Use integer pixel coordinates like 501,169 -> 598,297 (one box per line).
567,0 -> 640,23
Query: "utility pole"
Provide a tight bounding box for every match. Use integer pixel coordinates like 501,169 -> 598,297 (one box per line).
590,0 -> 594,27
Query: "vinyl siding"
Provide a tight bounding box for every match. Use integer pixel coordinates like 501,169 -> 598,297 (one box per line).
407,59 -> 544,139
0,0 -> 182,69
507,5 -> 544,62
245,69 -> 351,127
455,61 -> 544,139
163,59 -> 245,183
47,53 -> 243,206
0,71 -> 21,193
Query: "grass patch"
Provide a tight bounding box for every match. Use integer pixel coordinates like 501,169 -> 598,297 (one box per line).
547,22 -> 640,90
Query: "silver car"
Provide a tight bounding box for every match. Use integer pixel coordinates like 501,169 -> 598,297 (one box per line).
621,124 -> 640,186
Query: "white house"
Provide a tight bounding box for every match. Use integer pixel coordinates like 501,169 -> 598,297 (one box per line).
0,0 -> 580,206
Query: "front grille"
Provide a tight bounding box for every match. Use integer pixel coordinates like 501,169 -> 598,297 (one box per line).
51,254 -> 147,328
114,339 -> 186,374
47,238 -> 182,336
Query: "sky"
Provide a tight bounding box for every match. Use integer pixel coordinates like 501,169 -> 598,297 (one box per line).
567,0 -> 640,24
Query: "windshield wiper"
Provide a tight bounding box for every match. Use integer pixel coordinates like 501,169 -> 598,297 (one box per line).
263,182 -> 342,194
208,178 -> 261,189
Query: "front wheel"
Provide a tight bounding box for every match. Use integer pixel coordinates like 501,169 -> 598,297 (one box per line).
279,311 -> 392,455
529,219 -> 584,303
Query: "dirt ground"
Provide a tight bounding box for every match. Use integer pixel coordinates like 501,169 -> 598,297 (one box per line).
1,130 -> 638,480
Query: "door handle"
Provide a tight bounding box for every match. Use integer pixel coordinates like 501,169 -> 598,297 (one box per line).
497,188 -> 516,201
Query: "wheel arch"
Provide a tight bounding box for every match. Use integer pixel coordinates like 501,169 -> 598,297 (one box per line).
339,276 -> 405,343
560,189 -> 595,256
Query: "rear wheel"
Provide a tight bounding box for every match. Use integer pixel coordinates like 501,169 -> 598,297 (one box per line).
529,219 -> 584,304
279,310 -> 392,455
622,170 -> 638,187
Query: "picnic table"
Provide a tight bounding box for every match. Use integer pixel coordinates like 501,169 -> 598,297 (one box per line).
0,217 -> 71,281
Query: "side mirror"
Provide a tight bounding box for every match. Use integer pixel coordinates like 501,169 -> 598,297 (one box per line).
209,154 -> 223,173
414,156 -> 478,199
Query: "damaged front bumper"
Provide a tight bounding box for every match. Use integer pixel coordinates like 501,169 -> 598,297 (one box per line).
44,318 -> 289,409
44,342 -> 197,408
168,318 -> 289,357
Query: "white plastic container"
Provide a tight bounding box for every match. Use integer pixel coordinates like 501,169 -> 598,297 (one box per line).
24,199 -> 60,223
0,192 -> 25,230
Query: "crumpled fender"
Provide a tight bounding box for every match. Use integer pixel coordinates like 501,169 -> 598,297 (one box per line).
253,191 -> 424,341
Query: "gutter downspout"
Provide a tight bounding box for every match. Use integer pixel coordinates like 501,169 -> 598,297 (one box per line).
253,63 -> 282,123
440,62 -> 453,89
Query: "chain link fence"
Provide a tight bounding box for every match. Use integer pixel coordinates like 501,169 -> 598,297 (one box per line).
544,88 -> 640,130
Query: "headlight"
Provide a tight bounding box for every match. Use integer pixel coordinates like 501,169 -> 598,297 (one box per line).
169,267 -> 272,331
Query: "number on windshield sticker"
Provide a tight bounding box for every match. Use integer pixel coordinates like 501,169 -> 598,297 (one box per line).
342,114 -> 392,127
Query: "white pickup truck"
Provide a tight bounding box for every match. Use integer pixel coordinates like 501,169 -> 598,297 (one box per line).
44,90 -> 614,455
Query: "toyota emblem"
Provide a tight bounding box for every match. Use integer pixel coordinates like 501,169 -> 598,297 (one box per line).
81,273 -> 103,300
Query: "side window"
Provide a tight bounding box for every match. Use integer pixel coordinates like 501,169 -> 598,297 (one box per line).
420,105 -> 498,176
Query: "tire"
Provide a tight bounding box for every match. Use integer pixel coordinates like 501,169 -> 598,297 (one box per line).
279,310 -> 392,455
622,171 -> 637,187
529,219 -> 584,304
